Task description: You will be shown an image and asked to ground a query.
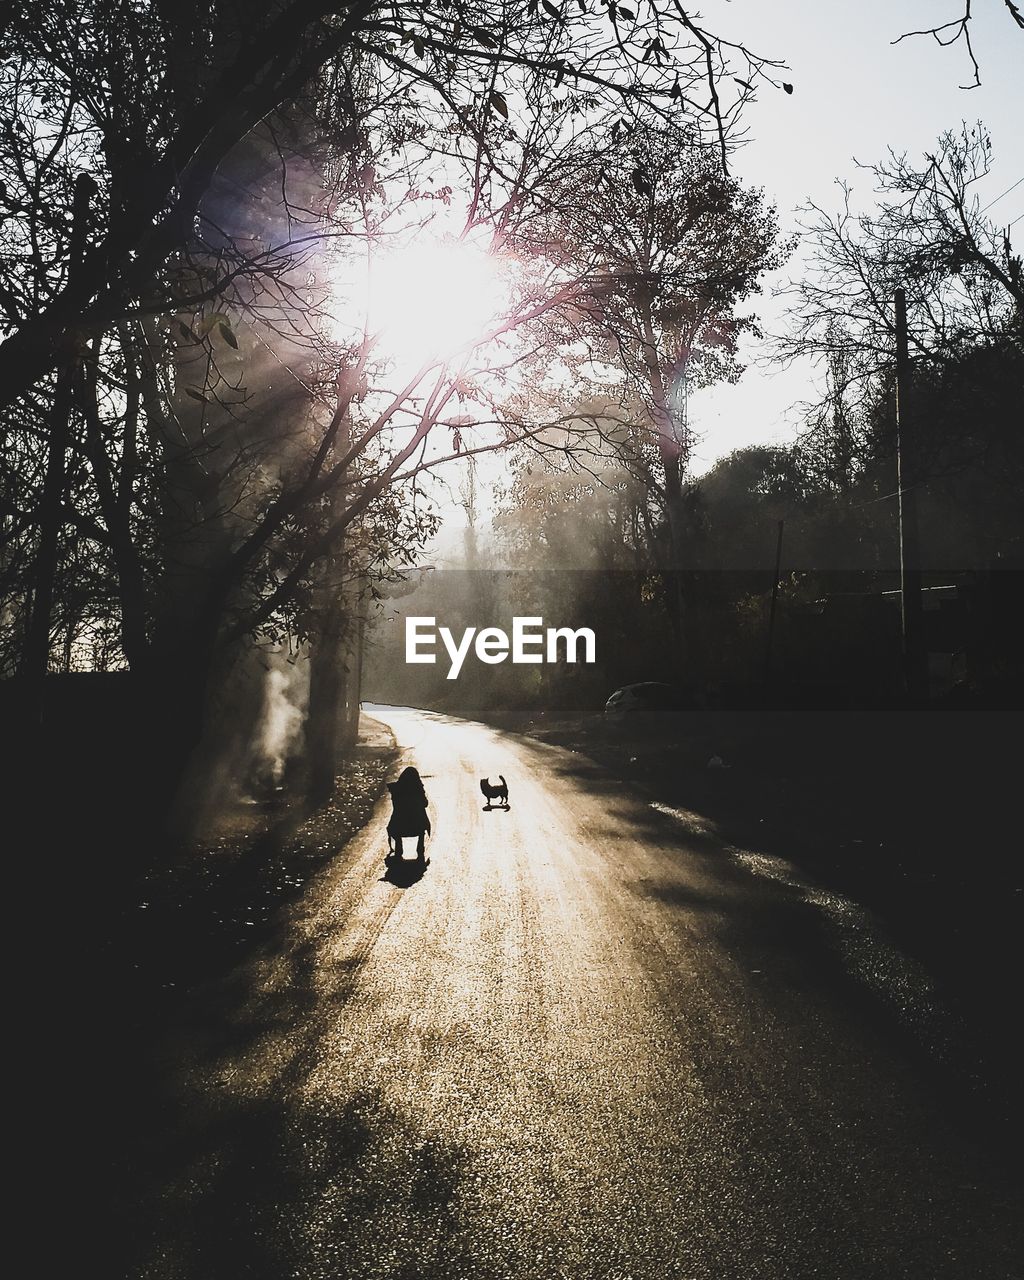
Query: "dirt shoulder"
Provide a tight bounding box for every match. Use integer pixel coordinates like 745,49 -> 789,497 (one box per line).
36,715 -> 399,1260
101,712 -> 400,1017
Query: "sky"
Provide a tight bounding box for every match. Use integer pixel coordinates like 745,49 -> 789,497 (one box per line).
401,2 -> 1023,534
685,0 -> 1024,472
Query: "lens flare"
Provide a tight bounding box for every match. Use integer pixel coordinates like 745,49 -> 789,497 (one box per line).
367,238 -> 505,364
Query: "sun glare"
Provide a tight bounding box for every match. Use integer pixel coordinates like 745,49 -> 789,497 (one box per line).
366,238 -> 506,366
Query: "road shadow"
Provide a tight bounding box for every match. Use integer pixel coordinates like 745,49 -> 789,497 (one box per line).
382,855 -> 431,887
114,1081 -> 485,1278
539,745 -> 1024,1159
94,859 -> 506,1280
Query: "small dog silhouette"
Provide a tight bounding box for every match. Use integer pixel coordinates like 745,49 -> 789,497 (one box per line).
480,775 -> 509,810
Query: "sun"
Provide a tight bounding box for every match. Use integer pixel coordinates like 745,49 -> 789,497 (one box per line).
366,237 -> 506,366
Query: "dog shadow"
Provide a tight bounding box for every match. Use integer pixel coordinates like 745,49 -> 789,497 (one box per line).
381,856 -> 430,887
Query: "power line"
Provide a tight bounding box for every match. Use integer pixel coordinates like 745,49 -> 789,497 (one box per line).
980,175 -> 1024,214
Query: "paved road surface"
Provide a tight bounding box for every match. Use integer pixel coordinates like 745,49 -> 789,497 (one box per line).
128,706 -> 1022,1279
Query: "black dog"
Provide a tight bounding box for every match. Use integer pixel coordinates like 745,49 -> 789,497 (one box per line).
480,775 -> 510,810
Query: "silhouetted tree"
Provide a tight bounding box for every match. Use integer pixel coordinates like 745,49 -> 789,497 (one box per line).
505,132 -> 785,675
780,124 -> 1022,412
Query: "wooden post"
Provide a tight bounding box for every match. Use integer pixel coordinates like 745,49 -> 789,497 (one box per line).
894,288 -> 928,700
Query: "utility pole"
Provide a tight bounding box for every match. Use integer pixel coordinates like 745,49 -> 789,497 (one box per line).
765,518 -> 784,686
894,287 -> 928,700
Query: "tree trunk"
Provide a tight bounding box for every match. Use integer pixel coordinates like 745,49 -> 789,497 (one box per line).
21,176 -> 96,729
77,354 -> 151,673
637,307 -> 708,684
340,613 -> 364,751
305,592 -> 349,805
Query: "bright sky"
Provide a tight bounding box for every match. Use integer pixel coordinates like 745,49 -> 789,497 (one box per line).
366,3 -> 1023,534
687,0 -> 1024,472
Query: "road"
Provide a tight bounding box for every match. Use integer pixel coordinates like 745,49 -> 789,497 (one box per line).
127,706 -> 1021,1279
